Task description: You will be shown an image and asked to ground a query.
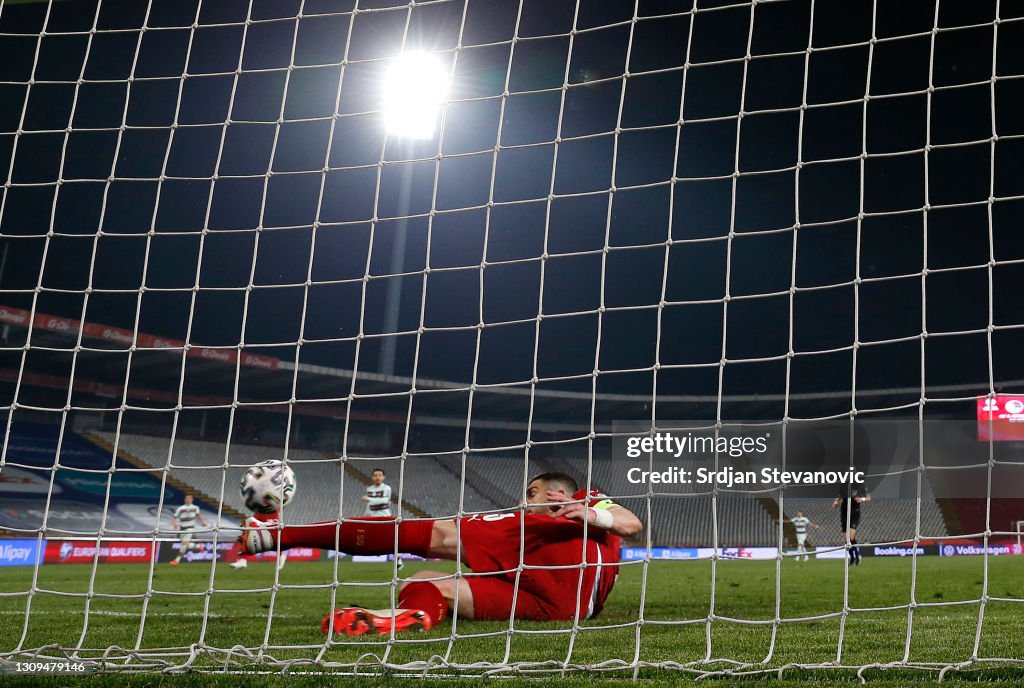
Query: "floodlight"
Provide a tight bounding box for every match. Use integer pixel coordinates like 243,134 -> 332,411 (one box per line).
382,52 -> 450,139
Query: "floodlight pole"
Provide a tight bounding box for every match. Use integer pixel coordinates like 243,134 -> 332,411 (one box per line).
379,143 -> 413,377
378,52 -> 448,376
0,242 -> 8,287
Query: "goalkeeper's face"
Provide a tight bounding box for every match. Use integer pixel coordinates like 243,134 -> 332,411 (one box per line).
524,479 -> 568,515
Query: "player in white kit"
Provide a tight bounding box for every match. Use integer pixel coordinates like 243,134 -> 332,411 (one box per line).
170,494 -> 207,565
779,510 -> 820,561
361,468 -> 401,568
362,468 -> 393,517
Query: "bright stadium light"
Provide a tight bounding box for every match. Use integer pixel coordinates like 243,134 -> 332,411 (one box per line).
382,51 -> 450,139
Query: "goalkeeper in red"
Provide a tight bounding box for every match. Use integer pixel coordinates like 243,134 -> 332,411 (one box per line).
240,472 -> 642,635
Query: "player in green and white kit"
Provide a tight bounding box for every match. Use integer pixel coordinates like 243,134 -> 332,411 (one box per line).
779,510 -> 820,562
361,468 -> 402,568
170,495 -> 207,565
362,468 -> 393,517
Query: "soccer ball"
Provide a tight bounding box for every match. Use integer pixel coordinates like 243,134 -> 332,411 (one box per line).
240,460 -> 296,514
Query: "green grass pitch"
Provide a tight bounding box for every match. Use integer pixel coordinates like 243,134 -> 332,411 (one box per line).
1,555 -> 1022,686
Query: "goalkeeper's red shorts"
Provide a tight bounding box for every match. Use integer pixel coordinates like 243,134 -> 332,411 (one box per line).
466,576 -> 549,621
465,572 -> 598,622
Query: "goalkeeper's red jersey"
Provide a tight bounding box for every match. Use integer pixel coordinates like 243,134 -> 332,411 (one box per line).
458,489 -> 622,619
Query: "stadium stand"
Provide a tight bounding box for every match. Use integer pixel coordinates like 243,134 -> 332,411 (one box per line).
93,431 -> 354,526
0,423 -> 225,537
463,454 -> 542,505
391,455 -> 496,517
96,432 -> 503,523
941,498 -> 1024,539
640,496 -> 776,547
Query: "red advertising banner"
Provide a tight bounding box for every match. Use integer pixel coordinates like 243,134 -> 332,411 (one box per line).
258,547 -> 320,562
0,306 -> 31,326
159,541 -> 321,563
0,306 -> 278,370
977,395 -> 1024,441
44,540 -> 156,564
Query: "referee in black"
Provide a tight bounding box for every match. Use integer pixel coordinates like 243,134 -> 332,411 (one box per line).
833,486 -> 870,565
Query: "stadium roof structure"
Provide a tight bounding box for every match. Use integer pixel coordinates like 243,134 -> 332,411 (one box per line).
0,305 -> 1016,432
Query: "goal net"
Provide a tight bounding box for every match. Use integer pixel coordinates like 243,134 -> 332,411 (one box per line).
1,0 -> 1023,680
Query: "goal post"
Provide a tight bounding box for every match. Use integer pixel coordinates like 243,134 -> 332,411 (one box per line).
1,0 -> 1023,680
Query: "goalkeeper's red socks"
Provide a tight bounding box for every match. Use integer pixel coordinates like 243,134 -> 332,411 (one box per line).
277,516 -> 434,558
398,581 -> 449,626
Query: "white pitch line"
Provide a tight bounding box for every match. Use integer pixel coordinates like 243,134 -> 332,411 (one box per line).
0,609 -> 301,619
0,610 -> 226,618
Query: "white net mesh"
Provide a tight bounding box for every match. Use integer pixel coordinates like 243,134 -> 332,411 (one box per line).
1,0 -> 1023,679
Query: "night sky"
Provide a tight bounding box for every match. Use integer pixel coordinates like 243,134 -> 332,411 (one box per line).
1,0 -> 1023,421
